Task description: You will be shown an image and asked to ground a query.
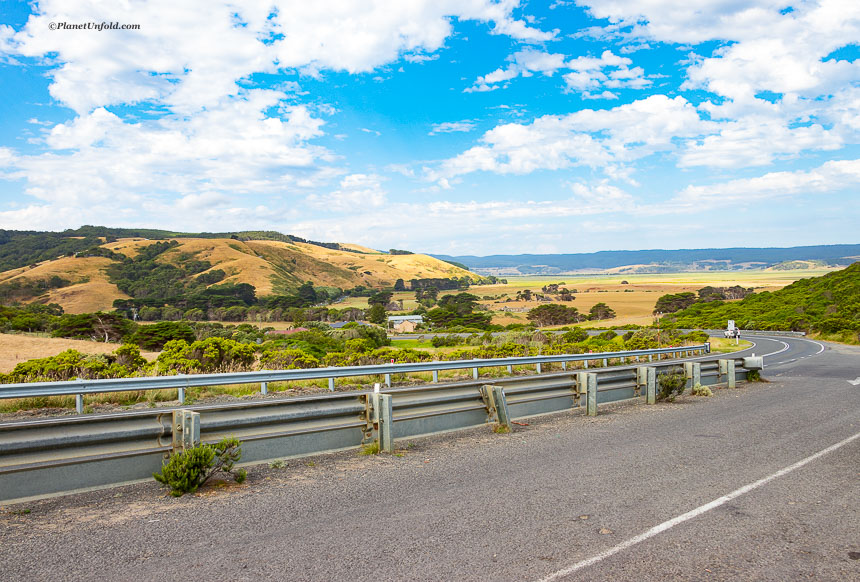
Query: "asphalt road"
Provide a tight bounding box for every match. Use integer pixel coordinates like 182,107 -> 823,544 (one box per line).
1,336 -> 857,581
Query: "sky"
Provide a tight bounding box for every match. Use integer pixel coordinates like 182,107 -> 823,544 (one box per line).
0,1 -> 858,256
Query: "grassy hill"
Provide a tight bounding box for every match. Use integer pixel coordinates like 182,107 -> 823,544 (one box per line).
663,263 -> 860,340
0,229 -> 477,313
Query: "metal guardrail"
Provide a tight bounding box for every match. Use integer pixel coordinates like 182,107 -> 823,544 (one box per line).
0,344 -> 709,413
739,330 -> 806,337
0,352 -> 748,505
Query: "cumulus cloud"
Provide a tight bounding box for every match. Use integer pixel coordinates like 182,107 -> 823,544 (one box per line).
430,95 -> 708,182
671,158 -> 860,210
467,48 -> 649,96
305,174 -> 387,211
0,0 -> 553,232
580,0 -> 860,103
1,91 -> 329,213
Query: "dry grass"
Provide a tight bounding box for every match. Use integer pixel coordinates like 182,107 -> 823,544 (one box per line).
0,256 -> 129,314
2,237 -> 477,313
0,333 -> 158,373
467,270 -> 834,327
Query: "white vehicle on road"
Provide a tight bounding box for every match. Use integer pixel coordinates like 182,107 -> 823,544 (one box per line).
724,320 -> 740,338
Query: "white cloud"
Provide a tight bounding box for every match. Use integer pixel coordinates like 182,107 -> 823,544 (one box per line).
0,0 -> 555,232
2,0 -> 552,115
575,0 -> 860,168
679,116 -> 843,169
429,121 -> 477,135
1,91 -> 329,212
305,174 -> 387,211
431,95 -> 708,181
670,158 -> 860,210
580,0 -> 860,102
467,48 -> 649,96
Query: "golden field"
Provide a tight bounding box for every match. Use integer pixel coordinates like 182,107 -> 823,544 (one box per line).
0,333 -> 158,373
417,269 -> 837,327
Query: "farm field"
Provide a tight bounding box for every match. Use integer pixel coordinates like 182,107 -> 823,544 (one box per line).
399,269 -> 838,327
0,333 -> 159,374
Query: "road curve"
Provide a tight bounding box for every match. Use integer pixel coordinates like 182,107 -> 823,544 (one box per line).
1,336 -> 857,581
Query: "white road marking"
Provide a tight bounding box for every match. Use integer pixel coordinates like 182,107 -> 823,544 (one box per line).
763,340 -> 790,358
536,431 -> 860,582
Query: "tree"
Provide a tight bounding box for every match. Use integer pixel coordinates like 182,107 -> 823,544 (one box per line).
425,293 -> 492,329
653,292 -> 696,314
297,281 -> 317,305
368,291 -> 393,306
52,312 -> 136,342
588,302 -> 616,321
526,304 -> 583,327
366,304 -> 386,325
394,278 -> 406,291
131,321 -> 195,350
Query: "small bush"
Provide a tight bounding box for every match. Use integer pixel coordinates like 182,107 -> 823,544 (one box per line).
153,437 -> 246,497
691,383 -> 713,397
746,369 -> 762,382
359,441 -> 380,455
657,368 -> 687,402
492,423 -> 511,434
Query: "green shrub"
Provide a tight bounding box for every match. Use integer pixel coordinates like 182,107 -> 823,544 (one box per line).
746,369 -> 762,382
153,437 -> 246,497
691,383 -> 713,397
657,368 -> 686,402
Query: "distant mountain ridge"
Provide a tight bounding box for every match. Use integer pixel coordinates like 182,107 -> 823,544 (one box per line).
434,244 -> 860,275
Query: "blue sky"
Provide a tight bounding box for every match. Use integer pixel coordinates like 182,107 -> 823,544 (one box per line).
0,0 -> 858,255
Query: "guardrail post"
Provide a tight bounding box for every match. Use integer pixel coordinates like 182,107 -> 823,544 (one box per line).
260,382 -> 268,395
172,409 -> 200,452
491,386 -> 512,430
719,359 -> 736,388
648,354 -> 653,362
536,362 -> 542,374
584,359 -> 589,369
637,367 -> 657,403
481,385 -> 512,430
473,367 -> 479,380
586,373 -> 597,416
602,358 -> 608,367
562,361 -> 567,371
684,362 -> 701,388
375,393 -> 394,453
75,394 -> 84,414
178,387 -> 186,404
432,369 -> 439,383
507,364 -> 513,374
384,373 -> 391,387
578,372 -> 597,416
328,378 -> 335,391
635,366 -> 646,397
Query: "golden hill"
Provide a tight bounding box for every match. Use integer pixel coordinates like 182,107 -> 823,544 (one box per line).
2,237 -> 476,313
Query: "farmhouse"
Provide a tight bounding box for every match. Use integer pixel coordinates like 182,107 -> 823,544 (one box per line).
387,315 -> 424,333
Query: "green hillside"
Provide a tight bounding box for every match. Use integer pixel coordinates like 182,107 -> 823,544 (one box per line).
0,226 -> 366,273
664,263 -> 860,339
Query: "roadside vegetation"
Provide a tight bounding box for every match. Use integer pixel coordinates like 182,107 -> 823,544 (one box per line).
660,263 -> 860,343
